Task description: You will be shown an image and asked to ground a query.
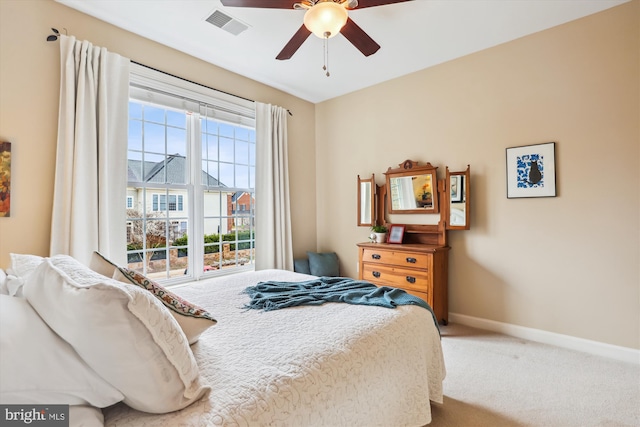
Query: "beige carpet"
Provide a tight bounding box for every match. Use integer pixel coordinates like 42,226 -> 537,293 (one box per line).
428,323 -> 640,427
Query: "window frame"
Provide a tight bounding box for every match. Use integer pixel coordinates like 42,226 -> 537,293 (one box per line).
128,64 -> 256,284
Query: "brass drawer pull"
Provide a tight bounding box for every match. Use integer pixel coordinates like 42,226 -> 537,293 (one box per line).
406,276 -> 416,284
371,254 -> 381,260
406,257 -> 417,263
372,271 -> 381,278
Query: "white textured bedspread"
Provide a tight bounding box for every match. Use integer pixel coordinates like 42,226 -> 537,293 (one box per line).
103,269 -> 446,427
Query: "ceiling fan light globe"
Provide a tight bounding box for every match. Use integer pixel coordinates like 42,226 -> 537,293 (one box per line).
303,2 -> 348,39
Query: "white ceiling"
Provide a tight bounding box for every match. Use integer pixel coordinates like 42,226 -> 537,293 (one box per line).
56,0 -> 628,103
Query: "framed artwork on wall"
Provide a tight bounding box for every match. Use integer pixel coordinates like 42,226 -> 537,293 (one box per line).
0,141 -> 10,217
387,224 -> 405,244
506,142 -> 556,199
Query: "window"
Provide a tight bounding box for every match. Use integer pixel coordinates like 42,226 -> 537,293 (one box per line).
152,194 -> 183,211
126,64 -> 256,282
126,196 -> 133,209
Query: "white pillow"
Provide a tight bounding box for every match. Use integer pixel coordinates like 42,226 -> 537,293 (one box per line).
5,253 -> 44,297
0,269 -> 7,295
23,255 -> 210,414
9,253 -> 44,277
88,251 -> 118,278
90,251 -> 217,345
0,294 -> 124,407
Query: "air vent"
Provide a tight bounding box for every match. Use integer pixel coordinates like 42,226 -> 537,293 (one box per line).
205,10 -> 249,36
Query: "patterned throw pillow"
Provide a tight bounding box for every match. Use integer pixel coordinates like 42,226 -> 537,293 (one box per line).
114,267 -> 217,344
91,251 -> 216,345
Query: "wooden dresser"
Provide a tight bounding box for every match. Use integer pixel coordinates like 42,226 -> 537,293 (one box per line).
357,242 -> 449,324
355,160 -> 471,326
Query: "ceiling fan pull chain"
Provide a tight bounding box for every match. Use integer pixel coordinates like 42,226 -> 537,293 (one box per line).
323,31 -> 330,77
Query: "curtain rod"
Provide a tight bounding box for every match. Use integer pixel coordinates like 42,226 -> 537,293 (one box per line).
46,27 -> 292,116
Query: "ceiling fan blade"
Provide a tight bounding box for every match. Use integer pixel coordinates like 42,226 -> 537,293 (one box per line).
276,25 -> 312,60
351,0 -> 413,9
220,0 -> 296,9
340,17 -> 380,57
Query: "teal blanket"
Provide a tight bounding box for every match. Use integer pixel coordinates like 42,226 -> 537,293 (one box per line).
244,276 -> 439,329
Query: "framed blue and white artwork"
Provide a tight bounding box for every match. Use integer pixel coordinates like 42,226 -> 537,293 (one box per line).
506,142 -> 556,198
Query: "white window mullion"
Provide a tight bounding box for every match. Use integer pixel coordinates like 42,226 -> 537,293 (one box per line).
142,187 -> 149,276
190,111 -> 204,279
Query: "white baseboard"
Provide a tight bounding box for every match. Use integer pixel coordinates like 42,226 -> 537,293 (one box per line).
449,312 -> 640,365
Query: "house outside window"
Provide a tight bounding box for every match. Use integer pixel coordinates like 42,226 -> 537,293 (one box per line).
127,64 -> 256,283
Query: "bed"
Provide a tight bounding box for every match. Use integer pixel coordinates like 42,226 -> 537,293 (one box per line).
105,269 -> 445,426
1,255 -> 445,427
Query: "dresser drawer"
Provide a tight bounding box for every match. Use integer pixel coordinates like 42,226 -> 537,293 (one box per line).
361,248 -> 430,269
358,241 -> 449,325
405,289 -> 432,307
362,263 -> 430,293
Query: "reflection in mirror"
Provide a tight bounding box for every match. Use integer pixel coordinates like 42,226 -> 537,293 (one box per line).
446,165 -> 470,230
389,174 -> 435,211
360,182 -> 372,224
385,160 -> 439,214
357,174 -> 375,227
449,175 -> 465,225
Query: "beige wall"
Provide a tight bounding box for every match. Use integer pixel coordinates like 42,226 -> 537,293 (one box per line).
316,1 -> 639,349
0,0 -> 317,266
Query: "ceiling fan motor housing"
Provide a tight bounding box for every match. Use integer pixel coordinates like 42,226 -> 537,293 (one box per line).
303,2 -> 349,39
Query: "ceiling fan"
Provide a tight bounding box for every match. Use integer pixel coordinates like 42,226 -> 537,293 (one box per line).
219,0 -> 413,60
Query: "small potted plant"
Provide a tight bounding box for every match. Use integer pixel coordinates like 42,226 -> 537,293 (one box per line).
370,225 -> 388,243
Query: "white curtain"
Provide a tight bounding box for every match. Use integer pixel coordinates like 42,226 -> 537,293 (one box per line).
50,35 -> 130,266
255,103 -> 293,270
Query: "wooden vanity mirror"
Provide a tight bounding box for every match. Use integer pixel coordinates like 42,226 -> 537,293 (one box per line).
385,160 -> 439,214
357,174 -> 375,227
445,165 -> 471,230
357,161 -> 471,325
